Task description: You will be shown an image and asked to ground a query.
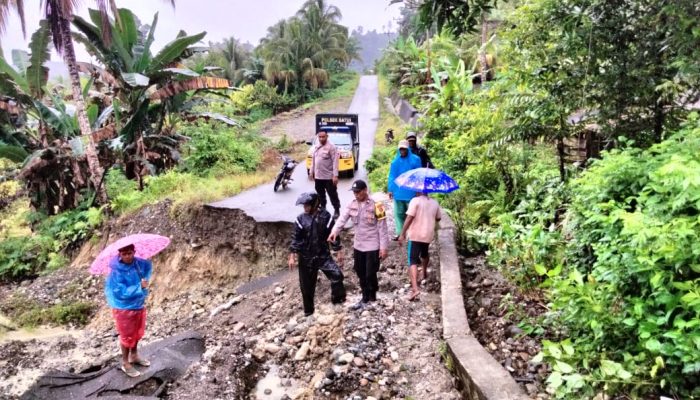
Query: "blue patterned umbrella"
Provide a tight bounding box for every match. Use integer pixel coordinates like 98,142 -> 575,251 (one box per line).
394,168 -> 459,194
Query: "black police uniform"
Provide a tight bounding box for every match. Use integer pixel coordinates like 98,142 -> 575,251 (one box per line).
289,208 -> 346,316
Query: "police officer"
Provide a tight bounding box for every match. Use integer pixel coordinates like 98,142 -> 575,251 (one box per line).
328,180 -> 389,310
288,192 -> 346,316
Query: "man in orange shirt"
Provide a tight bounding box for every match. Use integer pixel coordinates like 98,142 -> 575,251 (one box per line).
398,192 -> 441,301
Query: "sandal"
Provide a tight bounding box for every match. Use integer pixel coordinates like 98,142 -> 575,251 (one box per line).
130,358 -> 151,367
120,364 -> 142,378
407,291 -> 420,302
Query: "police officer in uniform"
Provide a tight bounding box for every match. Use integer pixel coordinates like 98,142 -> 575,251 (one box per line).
289,192 -> 346,316
328,180 -> 389,310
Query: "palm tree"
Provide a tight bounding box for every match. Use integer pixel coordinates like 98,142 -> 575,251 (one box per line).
259,1 -> 351,98
220,36 -> 250,86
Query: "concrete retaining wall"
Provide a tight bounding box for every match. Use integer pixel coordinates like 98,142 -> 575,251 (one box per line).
437,214 -> 528,400
388,90 -> 422,128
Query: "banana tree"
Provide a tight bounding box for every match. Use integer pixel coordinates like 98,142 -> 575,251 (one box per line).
0,20 -> 117,214
72,8 -> 229,187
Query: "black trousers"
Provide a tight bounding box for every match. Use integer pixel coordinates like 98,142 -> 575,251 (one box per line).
353,249 -> 380,302
315,179 -> 341,212
298,256 -> 346,315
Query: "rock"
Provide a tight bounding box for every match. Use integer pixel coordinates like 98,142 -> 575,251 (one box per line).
274,286 -> 284,295
316,314 -> 335,326
525,383 -> 538,395
233,322 -> 246,334
252,349 -> 266,361
488,343 -> 498,351
353,357 -> 365,367
479,297 -> 493,308
481,278 -> 494,287
337,352 -> 354,365
325,368 -> 336,379
264,343 -> 282,354
264,388 -> 272,395
506,325 -> 524,338
367,397 -> 378,400
390,351 -> 399,361
360,378 -> 369,386
295,342 -> 310,361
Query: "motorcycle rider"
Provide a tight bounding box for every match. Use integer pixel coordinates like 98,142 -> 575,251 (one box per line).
385,128 -> 395,144
288,192 -> 346,316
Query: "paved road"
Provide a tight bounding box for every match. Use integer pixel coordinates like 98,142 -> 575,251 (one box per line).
208,75 -> 380,222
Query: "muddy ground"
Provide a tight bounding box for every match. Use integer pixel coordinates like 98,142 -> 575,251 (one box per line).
460,255 -> 550,399
0,197 -> 460,399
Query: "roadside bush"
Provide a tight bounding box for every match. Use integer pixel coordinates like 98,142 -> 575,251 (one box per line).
537,123 -> 700,399
1,294 -> 95,327
366,146 -> 395,193
181,122 -> 261,176
0,203 -> 103,280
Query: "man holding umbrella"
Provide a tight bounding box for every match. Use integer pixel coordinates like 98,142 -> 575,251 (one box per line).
398,193 -> 441,301
393,168 -> 459,301
92,233 -> 170,378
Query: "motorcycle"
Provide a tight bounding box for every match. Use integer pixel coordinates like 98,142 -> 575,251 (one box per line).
385,128 -> 394,144
274,155 -> 298,192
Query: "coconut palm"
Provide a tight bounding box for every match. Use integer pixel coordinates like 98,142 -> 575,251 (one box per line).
259,0 -> 353,99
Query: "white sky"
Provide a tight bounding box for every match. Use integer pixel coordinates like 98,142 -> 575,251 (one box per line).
1,0 -> 402,61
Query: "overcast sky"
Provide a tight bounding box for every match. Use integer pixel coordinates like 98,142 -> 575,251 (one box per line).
1,0 -> 402,61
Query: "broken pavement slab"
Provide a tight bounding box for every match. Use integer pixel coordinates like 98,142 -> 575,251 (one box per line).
20,331 -> 205,400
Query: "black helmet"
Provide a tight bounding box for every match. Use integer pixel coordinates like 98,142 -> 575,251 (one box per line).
296,192 -> 320,206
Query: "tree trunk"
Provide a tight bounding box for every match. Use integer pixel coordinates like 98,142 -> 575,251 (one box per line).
478,13 -> 489,86
556,136 -> 566,182
59,16 -> 108,204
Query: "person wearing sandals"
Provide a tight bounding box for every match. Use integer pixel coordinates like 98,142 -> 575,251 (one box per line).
397,192 -> 441,301
105,244 -> 152,377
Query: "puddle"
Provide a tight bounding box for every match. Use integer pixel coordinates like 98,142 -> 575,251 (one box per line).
252,364 -> 303,399
0,323 -> 81,344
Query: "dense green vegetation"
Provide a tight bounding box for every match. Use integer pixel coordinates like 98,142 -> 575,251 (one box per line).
382,0 -> 699,398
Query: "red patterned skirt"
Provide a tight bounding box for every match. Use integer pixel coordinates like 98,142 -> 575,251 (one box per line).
112,308 -> 147,348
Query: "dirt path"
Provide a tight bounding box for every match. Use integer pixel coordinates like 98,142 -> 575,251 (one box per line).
259,87 -> 356,144
164,200 -> 460,400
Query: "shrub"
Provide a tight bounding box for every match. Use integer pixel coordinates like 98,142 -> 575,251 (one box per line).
181,122 -> 261,176
0,203 -> 103,280
366,146 -> 395,193
537,124 -> 700,399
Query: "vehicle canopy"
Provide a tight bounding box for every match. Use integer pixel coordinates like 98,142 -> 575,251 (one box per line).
315,114 -> 359,145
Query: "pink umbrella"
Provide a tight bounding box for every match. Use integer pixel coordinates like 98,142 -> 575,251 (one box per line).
90,233 -> 171,275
